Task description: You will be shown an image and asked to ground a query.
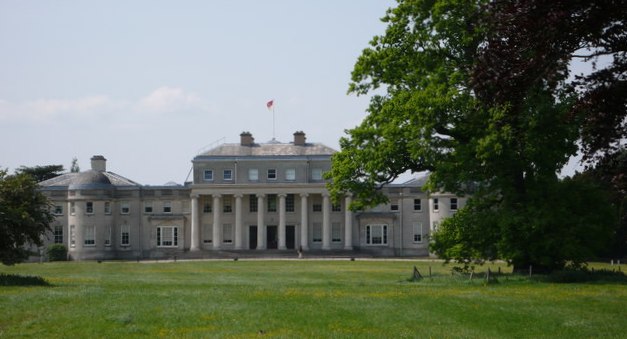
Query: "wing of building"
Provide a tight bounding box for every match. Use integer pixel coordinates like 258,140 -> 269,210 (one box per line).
39,132 -> 465,260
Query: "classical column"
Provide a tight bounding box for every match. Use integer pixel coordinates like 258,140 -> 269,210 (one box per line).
300,193 -> 309,250
322,193 -> 331,250
344,194 -> 353,250
212,194 -> 222,250
278,193 -> 287,250
234,194 -> 243,250
190,194 -> 200,251
256,194 -> 266,250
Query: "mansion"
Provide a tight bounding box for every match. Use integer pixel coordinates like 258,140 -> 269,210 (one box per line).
39,131 -> 465,260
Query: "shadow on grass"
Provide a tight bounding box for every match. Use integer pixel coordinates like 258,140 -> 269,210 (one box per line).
0,273 -> 51,286
532,268 -> 627,284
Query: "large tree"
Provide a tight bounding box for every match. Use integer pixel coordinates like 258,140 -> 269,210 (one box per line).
15,164 -> 65,182
327,0 -> 616,271
0,170 -> 54,265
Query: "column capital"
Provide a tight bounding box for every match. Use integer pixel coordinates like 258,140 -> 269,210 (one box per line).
322,192 -> 330,198
212,193 -> 222,199
256,193 -> 266,199
234,193 -> 244,198
300,193 -> 309,198
278,193 -> 287,198
191,193 -> 200,199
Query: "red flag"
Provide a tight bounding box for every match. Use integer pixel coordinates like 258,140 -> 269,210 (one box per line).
266,100 -> 274,110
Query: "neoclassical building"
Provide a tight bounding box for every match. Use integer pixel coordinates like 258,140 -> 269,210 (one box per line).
39,131 -> 465,260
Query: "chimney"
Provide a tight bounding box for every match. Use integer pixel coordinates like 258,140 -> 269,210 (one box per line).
293,131 -> 306,146
91,155 -> 107,172
240,132 -> 254,146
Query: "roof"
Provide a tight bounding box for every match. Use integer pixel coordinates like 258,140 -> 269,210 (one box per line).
39,170 -> 141,189
195,142 -> 336,158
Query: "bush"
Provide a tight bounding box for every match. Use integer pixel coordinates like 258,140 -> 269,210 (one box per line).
0,273 -> 50,286
46,244 -> 67,261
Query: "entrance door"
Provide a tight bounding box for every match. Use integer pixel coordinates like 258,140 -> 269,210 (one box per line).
249,226 -> 258,249
267,225 -> 278,249
286,225 -> 296,249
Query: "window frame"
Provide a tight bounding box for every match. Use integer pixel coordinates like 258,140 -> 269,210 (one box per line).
104,201 -> 112,215
267,169 -> 277,180
120,224 -> 130,246
104,225 -> 112,247
53,205 -> 63,216
413,222 -> 423,243
312,222 -> 322,243
163,201 -> 172,214
285,168 -> 296,181
83,225 -> 96,246
120,201 -> 130,215
285,194 -> 295,212
413,199 -> 422,212
311,168 -> 323,181
450,198 -> 458,211
223,196 -> 233,213
223,224 -> 233,244
223,169 -> 233,181
248,169 -> 259,181
249,194 -> 258,212
365,224 -> 388,246
85,201 -> 94,214
433,198 -> 439,212
267,194 -> 277,212
53,225 -> 63,244
157,226 -> 178,247
332,222 -> 342,242
203,169 -> 214,181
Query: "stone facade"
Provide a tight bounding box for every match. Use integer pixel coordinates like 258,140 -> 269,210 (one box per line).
39,132 -> 465,260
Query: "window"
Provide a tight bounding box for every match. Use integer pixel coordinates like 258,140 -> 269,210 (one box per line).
366,224 -> 388,245
285,168 -> 296,181
144,201 -> 153,214
85,201 -> 94,214
84,225 -> 95,246
413,199 -> 422,211
104,201 -> 111,214
413,223 -> 423,243
267,169 -> 277,180
120,201 -> 130,214
223,224 -> 233,243
223,197 -> 232,213
203,200 -> 212,213
332,222 -> 341,242
70,202 -> 76,215
267,194 -> 277,212
450,198 -> 458,211
157,226 -> 178,247
203,170 -> 214,181
433,198 -> 439,212
332,203 -> 341,212
311,168 -> 323,181
223,169 -> 233,181
286,194 -> 295,212
121,224 -> 130,246
203,224 -> 213,243
390,202 -> 399,211
104,225 -> 111,246
248,169 -> 258,181
70,225 -> 76,247
53,225 -> 63,244
312,200 -> 322,212
312,222 -> 322,243
163,201 -> 172,213
249,194 -> 258,212
53,205 -> 63,215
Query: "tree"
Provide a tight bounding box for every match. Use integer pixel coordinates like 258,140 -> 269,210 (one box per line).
0,170 -> 54,265
15,164 -> 64,182
326,0 -> 615,272
70,157 -> 80,173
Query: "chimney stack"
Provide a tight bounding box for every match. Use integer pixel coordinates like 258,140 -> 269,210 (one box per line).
240,132 -> 254,146
91,155 -> 107,172
293,131 -> 306,146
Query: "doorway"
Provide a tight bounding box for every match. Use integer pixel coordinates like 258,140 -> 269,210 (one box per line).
267,225 -> 278,249
249,225 -> 257,249
286,225 -> 296,249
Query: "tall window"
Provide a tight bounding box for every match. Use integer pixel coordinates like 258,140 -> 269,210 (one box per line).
53,225 -> 63,244
157,226 -> 178,247
249,194 -> 258,212
223,169 -> 233,181
203,200 -> 212,213
84,225 -> 95,246
70,202 -> 76,215
332,203 -> 341,212
285,168 -> 296,181
433,198 -> 439,212
413,223 -> 423,243
86,201 -> 94,214
413,199 -> 422,211
248,169 -> 258,181
366,224 -> 388,245
203,170 -> 213,181
223,197 -> 232,213
267,169 -> 277,180
104,225 -> 111,246
390,201 -> 399,211
144,201 -> 153,214
450,198 -> 458,211
312,222 -> 322,242
53,205 -> 63,215
104,201 -> 111,214
203,224 -> 213,243
120,201 -> 130,214
286,194 -> 295,212
121,224 -> 130,246
267,194 -> 277,212
70,225 -> 76,247
223,224 -> 233,244
332,222 -> 341,242
311,168 -> 323,181
163,201 -> 172,213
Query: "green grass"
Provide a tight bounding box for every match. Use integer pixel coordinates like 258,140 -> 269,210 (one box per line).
1,260 -> 625,338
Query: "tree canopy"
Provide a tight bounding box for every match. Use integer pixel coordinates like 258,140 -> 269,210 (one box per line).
327,0 -> 622,271
0,170 -> 54,265
16,164 -> 65,182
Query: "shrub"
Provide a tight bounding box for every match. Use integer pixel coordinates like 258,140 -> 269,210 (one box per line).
0,273 -> 50,286
46,244 -> 67,262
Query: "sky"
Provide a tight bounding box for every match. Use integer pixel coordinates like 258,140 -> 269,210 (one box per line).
0,0 -> 396,185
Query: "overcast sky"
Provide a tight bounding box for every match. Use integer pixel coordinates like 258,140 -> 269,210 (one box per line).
0,0 -> 395,184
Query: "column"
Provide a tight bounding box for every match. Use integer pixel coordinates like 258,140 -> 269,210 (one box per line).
256,194 -> 266,250
234,194 -> 243,250
344,194 -> 353,250
278,193 -> 287,250
300,193 -> 309,250
212,194 -> 222,250
190,194 -> 200,251
322,193 -> 331,250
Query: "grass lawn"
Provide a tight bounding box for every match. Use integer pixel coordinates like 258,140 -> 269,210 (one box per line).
1,260 -> 625,338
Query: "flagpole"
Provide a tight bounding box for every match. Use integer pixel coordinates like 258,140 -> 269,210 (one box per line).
272,105 -> 276,141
